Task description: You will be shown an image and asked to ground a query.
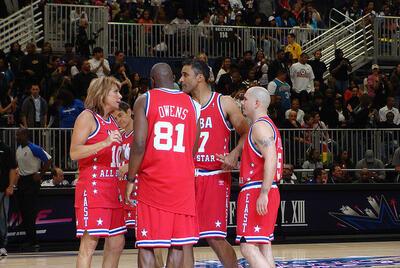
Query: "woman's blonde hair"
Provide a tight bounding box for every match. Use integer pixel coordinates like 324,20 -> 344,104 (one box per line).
85,76 -> 121,116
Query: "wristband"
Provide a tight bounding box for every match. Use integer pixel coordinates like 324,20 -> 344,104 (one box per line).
127,177 -> 136,183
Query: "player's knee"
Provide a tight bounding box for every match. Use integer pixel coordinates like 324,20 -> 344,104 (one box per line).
139,248 -> 156,266
79,234 -> 98,257
108,235 -> 125,254
240,243 -> 255,258
78,245 -> 96,258
206,237 -> 223,247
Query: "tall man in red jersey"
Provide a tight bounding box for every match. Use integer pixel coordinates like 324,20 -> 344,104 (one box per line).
180,59 -> 248,267
126,63 -> 200,268
237,86 -> 283,268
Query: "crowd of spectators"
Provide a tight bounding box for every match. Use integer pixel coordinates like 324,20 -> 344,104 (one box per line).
2,0 -> 400,185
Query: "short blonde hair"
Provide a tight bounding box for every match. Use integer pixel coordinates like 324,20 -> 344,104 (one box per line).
85,76 -> 121,116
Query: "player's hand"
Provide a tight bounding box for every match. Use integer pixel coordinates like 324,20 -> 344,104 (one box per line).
256,192 -> 269,216
105,130 -> 122,146
5,185 -> 14,196
125,181 -> 136,205
216,152 -> 239,171
119,164 -> 128,179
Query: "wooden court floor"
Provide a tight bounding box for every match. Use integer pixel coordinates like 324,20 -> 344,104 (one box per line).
1,241 -> 400,267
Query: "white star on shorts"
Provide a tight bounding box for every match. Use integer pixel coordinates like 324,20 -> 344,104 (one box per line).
92,181 -> 97,186
93,189 -> 98,194
97,218 -> 103,226
94,158 -> 97,162
215,220 -> 222,228
141,229 -> 148,237
128,212 -> 132,218
92,173 -> 97,178
254,225 -> 261,232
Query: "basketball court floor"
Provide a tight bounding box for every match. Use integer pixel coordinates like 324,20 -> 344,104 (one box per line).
2,241 -> 399,267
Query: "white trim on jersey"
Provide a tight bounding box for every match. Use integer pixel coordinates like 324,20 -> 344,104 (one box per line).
125,219 -> 136,226
87,112 -> 100,140
248,117 -> 277,157
196,169 -> 227,176
190,98 -> 201,122
124,130 -> 134,139
217,94 -> 233,131
235,234 -> 274,243
156,88 -> 184,94
76,226 -> 127,237
199,231 -> 227,238
145,91 -> 150,117
136,236 -> 199,247
201,92 -> 215,110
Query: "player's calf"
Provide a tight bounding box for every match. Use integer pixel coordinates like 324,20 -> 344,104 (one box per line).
240,243 -> 271,268
207,238 -> 238,268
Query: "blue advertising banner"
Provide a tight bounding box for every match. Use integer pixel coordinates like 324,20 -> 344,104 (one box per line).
7,184 -> 400,244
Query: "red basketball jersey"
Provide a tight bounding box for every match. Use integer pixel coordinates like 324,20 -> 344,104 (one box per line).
121,130 -> 133,165
118,130 -> 135,210
194,92 -> 231,170
137,88 -> 200,215
75,110 -> 123,208
239,116 -> 283,187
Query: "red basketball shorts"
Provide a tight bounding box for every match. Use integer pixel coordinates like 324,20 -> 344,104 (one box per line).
135,201 -> 199,248
75,206 -> 127,237
119,179 -> 137,228
124,205 -> 136,228
236,181 -> 280,244
195,170 -> 231,239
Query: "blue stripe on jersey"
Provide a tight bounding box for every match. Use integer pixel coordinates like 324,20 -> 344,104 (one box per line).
87,110 -> 100,139
144,91 -> 150,117
217,94 -> 233,131
248,117 -> 277,157
255,118 -> 276,141
27,143 -> 51,162
248,127 -> 262,157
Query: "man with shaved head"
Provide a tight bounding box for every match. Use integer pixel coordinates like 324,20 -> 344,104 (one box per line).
126,63 -> 201,267
236,87 -> 283,268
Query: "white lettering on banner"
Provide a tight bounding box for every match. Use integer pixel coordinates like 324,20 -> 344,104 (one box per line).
199,117 -> 213,129
158,105 -> 188,120
226,199 -> 307,228
242,193 -> 250,232
229,201 -> 236,225
281,200 -> 286,224
280,200 -> 307,226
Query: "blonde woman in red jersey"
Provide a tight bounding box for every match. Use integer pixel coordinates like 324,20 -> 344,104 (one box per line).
70,76 -> 125,268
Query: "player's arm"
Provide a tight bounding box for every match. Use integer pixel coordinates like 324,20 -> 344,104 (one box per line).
218,96 -> 249,170
193,120 -> 201,157
126,94 -> 148,202
70,110 -> 122,160
252,122 -> 277,216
